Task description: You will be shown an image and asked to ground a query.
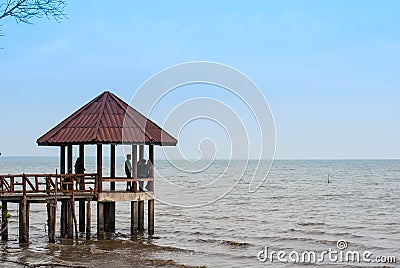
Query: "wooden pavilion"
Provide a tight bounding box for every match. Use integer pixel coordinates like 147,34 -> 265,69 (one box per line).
0,91 -> 177,243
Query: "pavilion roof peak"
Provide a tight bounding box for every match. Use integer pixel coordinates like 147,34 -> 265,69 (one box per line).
37,91 -> 177,146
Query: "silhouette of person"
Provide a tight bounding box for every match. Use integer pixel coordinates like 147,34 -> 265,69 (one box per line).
125,154 -> 132,191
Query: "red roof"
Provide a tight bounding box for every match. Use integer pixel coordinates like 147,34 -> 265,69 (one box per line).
37,91 -> 177,146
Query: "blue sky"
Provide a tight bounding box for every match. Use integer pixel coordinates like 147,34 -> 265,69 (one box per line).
0,0 -> 399,159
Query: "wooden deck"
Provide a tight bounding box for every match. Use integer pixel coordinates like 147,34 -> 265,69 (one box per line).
0,173 -> 155,243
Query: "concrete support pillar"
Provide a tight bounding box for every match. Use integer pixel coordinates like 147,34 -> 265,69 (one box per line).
131,201 -> 138,234
148,200 -> 154,235
97,202 -> 104,237
138,200 -> 144,232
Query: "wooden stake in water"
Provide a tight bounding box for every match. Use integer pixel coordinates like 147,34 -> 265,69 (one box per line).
328,173 -> 330,184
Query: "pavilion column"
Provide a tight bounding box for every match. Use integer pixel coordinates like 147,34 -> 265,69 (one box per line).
110,144 -> 116,190
148,145 -> 154,191
79,144 -> 85,233
132,145 -> 138,193
148,144 -> 154,235
67,145 -> 73,175
138,144 -> 144,191
96,144 -> 103,192
139,145 -> 144,160
60,146 -> 66,175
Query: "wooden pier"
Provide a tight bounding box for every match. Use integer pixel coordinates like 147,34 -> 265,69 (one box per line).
0,91 -> 177,243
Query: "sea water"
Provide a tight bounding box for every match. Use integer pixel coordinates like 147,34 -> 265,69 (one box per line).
0,157 -> 399,267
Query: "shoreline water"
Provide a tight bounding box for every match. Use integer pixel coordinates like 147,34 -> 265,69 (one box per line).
1,158 -> 399,267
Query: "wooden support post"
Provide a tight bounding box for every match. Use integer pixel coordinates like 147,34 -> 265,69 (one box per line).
131,201 -> 138,234
97,202 -> 104,237
18,202 -> 29,243
86,201 -> 91,240
132,145 -> 138,192
60,146 -> 66,175
138,200 -> 144,232
97,144 -> 102,192
67,201 -> 73,239
47,201 -> 56,243
1,201 -> 8,241
149,144 -> 154,191
148,200 -> 154,235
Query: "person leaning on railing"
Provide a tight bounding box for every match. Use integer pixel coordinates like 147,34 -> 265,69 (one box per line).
137,159 -> 150,191
74,157 -> 85,190
125,154 -> 133,192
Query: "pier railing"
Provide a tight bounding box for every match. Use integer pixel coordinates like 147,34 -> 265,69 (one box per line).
0,173 -> 97,194
0,174 -> 154,195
